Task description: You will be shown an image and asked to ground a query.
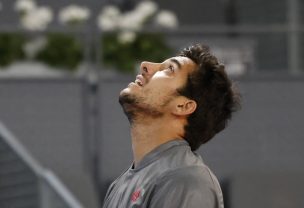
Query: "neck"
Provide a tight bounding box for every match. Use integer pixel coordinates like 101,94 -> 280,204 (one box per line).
130,115 -> 185,167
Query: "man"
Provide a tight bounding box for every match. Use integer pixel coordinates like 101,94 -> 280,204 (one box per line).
102,44 -> 240,208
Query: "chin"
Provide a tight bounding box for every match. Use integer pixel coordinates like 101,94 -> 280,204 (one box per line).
120,87 -> 130,97
119,88 -> 136,106
120,82 -> 140,96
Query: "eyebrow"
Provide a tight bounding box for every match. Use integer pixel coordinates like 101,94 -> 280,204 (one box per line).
169,58 -> 182,69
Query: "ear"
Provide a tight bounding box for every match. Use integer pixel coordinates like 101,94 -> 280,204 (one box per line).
172,97 -> 197,116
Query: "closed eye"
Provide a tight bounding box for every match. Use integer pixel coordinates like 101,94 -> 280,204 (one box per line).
165,65 -> 174,72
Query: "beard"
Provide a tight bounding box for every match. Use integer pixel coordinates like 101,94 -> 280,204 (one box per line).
119,92 -> 164,124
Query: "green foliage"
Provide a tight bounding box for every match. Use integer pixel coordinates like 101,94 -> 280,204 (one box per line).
0,33 -> 25,68
102,33 -> 172,73
0,32 -> 172,73
35,33 -> 83,70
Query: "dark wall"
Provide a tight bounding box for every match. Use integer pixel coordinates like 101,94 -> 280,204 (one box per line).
99,77 -> 304,177
98,76 -> 304,207
0,79 -> 99,208
202,79 -> 304,177
1,76 -> 304,207
0,0 -> 290,26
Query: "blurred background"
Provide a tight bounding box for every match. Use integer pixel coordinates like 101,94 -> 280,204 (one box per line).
0,0 -> 304,207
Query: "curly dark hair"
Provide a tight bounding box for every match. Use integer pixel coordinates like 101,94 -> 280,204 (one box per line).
178,44 -> 241,151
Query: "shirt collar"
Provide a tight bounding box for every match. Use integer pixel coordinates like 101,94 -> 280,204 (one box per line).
130,139 -> 189,172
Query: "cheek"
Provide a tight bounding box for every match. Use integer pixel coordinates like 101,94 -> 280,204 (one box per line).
144,82 -> 168,96
143,85 -> 176,105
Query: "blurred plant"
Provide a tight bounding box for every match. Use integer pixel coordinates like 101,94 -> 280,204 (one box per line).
59,5 -> 91,26
22,6 -> 53,31
0,33 -> 25,68
102,33 -> 172,73
97,1 -> 178,73
23,36 -> 47,59
97,1 -> 158,32
14,0 -> 36,16
154,10 -> 178,28
15,0 -> 53,31
97,5 -> 121,31
12,1 -> 84,71
2,0 -> 177,73
34,33 -> 83,70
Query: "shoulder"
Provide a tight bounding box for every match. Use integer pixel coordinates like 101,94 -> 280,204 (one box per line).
148,166 -> 222,208
155,165 -> 216,190
152,146 -> 219,190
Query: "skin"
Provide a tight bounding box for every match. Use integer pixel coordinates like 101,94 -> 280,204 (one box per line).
119,56 -> 198,167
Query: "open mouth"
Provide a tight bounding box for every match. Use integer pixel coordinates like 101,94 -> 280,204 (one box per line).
134,79 -> 143,86
134,75 -> 145,87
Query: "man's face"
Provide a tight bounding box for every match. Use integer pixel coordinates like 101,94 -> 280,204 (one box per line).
119,56 -> 197,120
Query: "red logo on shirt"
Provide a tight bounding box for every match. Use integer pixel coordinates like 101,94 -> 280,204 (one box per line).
131,189 -> 141,202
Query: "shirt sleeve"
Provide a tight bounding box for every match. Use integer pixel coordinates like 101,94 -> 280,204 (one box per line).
148,168 -> 219,208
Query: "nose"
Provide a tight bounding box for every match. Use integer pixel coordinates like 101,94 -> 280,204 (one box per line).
140,61 -> 159,76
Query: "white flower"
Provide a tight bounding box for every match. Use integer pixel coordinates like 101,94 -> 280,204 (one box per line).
135,1 -> 158,17
97,15 -> 118,31
101,5 -> 120,18
121,1 -> 158,30
155,10 -> 178,29
14,0 -> 36,13
21,6 -> 53,31
118,11 -> 145,31
118,31 -> 136,44
23,36 -> 47,59
37,6 -> 53,22
97,6 -> 120,31
59,5 -> 90,25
